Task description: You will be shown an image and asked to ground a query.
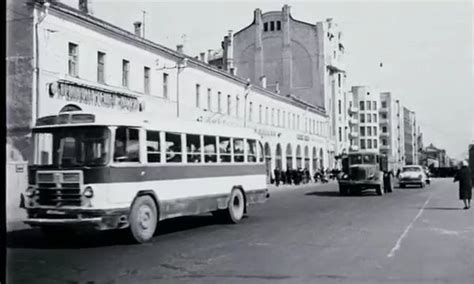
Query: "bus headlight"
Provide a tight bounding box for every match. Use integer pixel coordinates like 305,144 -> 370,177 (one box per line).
83,186 -> 94,198
25,186 -> 36,198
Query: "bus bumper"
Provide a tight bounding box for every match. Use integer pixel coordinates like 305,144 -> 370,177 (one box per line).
24,208 -> 130,230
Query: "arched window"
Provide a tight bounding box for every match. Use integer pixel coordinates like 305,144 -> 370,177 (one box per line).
296,145 -> 302,169
304,146 -> 310,170
286,144 -> 293,170
275,143 -> 282,169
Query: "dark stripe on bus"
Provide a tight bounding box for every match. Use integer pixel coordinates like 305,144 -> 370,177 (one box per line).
29,164 -> 266,184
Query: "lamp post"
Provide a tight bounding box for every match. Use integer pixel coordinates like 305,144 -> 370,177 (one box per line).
243,80 -> 251,127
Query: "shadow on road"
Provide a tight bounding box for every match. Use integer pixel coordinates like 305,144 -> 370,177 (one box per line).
305,190 -> 379,197
7,215 -> 221,249
423,207 -> 464,211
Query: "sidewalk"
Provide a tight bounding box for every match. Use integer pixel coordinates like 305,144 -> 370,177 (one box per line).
267,180 -> 337,192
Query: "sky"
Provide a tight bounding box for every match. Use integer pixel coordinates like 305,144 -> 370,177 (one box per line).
63,0 -> 473,159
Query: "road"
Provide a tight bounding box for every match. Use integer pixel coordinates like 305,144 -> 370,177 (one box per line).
6,178 -> 474,284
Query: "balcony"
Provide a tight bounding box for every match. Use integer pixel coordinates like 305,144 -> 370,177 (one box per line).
349,117 -> 358,125
349,145 -> 359,152
380,131 -> 389,137
380,144 -> 390,150
349,131 -> 359,138
349,106 -> 359,114
379,118 -> 389,124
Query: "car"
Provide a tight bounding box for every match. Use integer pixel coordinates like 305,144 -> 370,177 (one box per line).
398,165 -> 428,188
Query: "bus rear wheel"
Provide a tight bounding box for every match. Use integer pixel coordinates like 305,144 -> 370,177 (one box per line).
214,189 -> 245,224
129,195 -> 157,243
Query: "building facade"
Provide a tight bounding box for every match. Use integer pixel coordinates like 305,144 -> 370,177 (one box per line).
7,0 -> 334,182
350,86 -> 380,153
209,4 -> 347,168
379,92 -> 403,171
403,107 -> 418,165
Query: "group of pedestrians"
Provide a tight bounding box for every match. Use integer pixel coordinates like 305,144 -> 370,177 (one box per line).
271,167 -> 339,187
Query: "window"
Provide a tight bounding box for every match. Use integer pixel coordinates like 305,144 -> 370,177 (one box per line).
186,134 -> 201,163
195,84 -> 201,108
233,138 -> 244,162
360,139 -> 366,150
381,113 -> 387,119
263,22 -> 268,32
282,111 -> 286,128
236,96 -> 240,117
271,108 -> 274,125
374,139 -> 378,148
227,95 -> 231,115
373,114 -> 377,123
360,114 -> 365,123
359,101 -> 365,111
114,127 -> 139,162
368,127 -> 372,136
277,21 -> 281,30
277,109 -> 280,126
207,88 -> 212,111
373,127 -> 377,136
297,115 -> 300,130
163,73 -> 169,98
338,100 -> 342,114
368,139 -> 372,149
217,92 -> 222,113
360,126 -> 365,136
144,67 -> 150,94
270,21 -> 275,31
249,102 -> 253,122
68,43 -> 78,77
338,127 -> 342,142
265,107 -> 269,124
121,60 -> 129,88
382,126 -> 387,133
219,137 -> 231,162
373,101 -> 377,110
292,114 -> 296,129
204,136 -> 217,163
367,100 -> 372,111
165,133 -> 182,163
382,138 -> 387,146
146,131 -> 161,163
97,51 -> 105,83
382,101 -> 387,108
367,114 -> 372,123
338,74 -> 341,88
259,104 -> 262,123
247,139 -> 257,162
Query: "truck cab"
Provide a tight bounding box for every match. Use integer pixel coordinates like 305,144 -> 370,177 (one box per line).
338,152 -> 392,196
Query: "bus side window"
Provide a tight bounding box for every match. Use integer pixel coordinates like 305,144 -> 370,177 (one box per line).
165,132 -> 182,163
219,137 -> 231,163
233,138 -> 244,163
114,127 -> 140,162
204,135 -> 217,163
247,139 -> 257,163
146,131 -> 161,163
186,134 -> 201,163
258,141 -> 264,163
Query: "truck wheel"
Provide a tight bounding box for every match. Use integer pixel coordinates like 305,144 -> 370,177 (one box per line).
339,186 -> 348,196
129,195 -> 157,243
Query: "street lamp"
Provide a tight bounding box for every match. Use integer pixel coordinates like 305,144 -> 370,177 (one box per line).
243,79 -> 251,127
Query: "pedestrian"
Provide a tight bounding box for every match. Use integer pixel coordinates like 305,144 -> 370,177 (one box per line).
453,160 -> 472,209
274,167 -> 281,187
286,167 -> 293,185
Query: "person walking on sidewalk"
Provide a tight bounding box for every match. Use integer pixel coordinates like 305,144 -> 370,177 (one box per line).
453,160 -> 472,209
274,167 -> 281,187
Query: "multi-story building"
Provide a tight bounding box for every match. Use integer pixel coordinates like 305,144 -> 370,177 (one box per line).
208,5 -> 348,168
350,86 -> 380,153
403,107 -> 417,165
421,144 -> 448,167
379,92 -> 403,171
7,0 -> 332,182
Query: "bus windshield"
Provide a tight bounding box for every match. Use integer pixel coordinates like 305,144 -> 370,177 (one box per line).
33,126 -> 110,167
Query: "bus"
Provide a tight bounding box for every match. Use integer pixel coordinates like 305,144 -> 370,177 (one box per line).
21,111 -> 269,243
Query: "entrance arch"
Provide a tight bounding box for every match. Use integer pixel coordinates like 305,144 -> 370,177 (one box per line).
275,143 -> 282,169
286,143 -> 293,170
296,145 -> 302,169
304,146 -> 310,170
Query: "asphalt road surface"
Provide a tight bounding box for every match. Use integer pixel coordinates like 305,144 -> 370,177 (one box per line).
6,178 -> 474,284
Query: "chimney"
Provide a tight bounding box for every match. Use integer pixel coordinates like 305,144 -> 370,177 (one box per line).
200,52 -> 206,63
275,82 -> 280,94
176,44 -> 184,53
133,21 -> 142,37
79,0 -> 93,14
207,50 -> 213,61
260,76 -> 267,88
226,30 -> 234,71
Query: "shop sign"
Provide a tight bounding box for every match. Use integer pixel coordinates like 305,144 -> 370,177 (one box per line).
49,80 -> 142,112
254,128 -> 279,137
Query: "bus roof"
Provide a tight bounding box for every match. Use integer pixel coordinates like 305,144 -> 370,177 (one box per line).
33,111 -> 261,139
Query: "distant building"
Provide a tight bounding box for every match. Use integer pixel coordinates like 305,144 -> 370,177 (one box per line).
403,107 -> 417,165
350,86 -> 380,153
422,144 -> 448,168
379,92 -> 403,171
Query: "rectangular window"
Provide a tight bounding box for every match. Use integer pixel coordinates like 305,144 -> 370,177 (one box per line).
367,114 -> 372,123
368,139 -> 372,149
247,139 -> 257,162
68,43 -> 78,77
338,127 -> 342,142
265,107 -> 269,124
97,51 -> 105,83
360,126 -> 365,136
259,104 -> 262,123
373,114 -> 377,123
360,113 -> 365,123
270,21 -> 275,31
236,96 -> 240,117
271,108 -> 274,125
204,136 -> 217,163
382,113 -> 387,119
382,101 -> 387,108
382,126 -> 387,133
382,138 -> 387,146
373,127 -> 378,136
207,88 -> 212,111
186,134 -> 201,163
338,74 -> 341,88
227,95 -> 231,115
219,137 -> 231,163
165,133 -> 182,163
163,73 -> 169,99
217,92 -> 222,113
114,127 -> 139,162
367,100 -> 372,111
368,127 -> 372,136
277,21 -> 281,31
338,100 -> 342,115
263,22 -> 268,32
374,139 -> 378,148
249,102 -> 253,122
282,111 -> 286,128
144,66 -> 150,94
195,84 -> 201,108
359,101 -> 365,111
233,138 -> 244,163
297,115 -> 300,130
146,131 -> 161,163
292,114 -> 296,129
373,101 -> 377,110
360,139 -> 366,150
122,60 -> 129,87
277,109 -> 280,126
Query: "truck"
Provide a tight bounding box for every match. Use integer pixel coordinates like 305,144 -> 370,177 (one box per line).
338,151 -> 392,196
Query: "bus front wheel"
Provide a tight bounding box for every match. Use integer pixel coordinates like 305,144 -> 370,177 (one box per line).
129,195 -> 158,243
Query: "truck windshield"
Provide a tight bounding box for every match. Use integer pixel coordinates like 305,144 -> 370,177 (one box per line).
349,154 -> 376,164
33,126 -> 110,167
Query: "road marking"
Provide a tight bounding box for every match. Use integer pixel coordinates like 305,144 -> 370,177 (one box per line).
387,195 -> 432,258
